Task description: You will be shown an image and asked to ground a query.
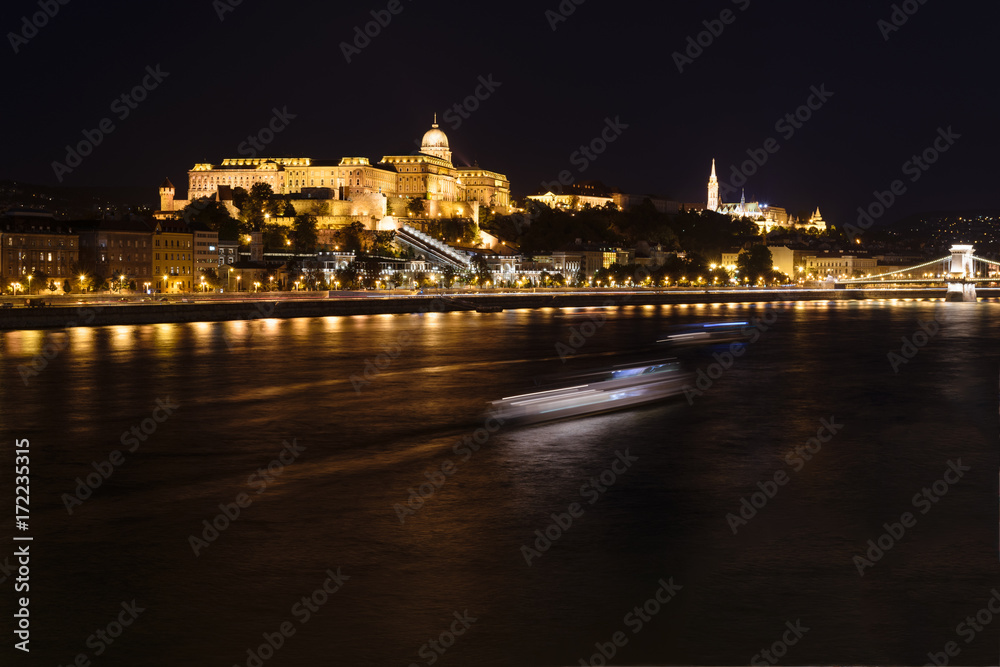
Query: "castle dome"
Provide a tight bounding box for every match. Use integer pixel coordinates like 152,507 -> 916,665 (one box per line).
421,114 -> 449,150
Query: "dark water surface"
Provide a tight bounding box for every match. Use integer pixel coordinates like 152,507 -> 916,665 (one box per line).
0,300 -> 997,666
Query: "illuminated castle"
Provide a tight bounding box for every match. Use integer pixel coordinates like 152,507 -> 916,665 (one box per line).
706,160 -> 827,233
157,117 -> 511,223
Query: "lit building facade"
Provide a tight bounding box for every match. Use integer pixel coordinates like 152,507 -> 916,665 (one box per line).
151,220 -> 194,292
0,209 -> 79,290
77,220 -> 153,285
705,161 -> 828,233
191,223 -> 220,282
157,117 -> 511,216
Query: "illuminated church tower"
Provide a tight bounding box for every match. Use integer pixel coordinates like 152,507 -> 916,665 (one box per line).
707,159 -> 719,211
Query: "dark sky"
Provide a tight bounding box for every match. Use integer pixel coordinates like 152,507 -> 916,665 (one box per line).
2,0 -> 996,225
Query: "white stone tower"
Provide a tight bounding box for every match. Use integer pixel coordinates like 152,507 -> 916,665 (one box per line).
707,160 -> 719,211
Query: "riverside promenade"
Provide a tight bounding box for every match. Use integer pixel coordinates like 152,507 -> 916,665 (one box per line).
0,288 -> 994,331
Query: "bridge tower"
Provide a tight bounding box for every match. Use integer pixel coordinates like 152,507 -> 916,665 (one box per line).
946,244 -> 976,302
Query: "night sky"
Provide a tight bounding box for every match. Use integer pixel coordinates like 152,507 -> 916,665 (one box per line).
2,0 -> 997,225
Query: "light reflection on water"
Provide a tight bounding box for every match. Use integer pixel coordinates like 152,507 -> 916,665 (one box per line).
0,300 -> 996,666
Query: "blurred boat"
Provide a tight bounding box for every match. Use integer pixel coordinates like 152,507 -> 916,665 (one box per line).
490,358 -> 690,425
657,321 -> 750,347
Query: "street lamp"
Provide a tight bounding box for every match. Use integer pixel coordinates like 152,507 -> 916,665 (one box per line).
163,275 -> 169,293
79,274 -> 86,293
236,275 -> 241,291
26,275 -> 32,295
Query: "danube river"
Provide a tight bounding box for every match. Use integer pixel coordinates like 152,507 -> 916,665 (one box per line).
0,299 -> 996,665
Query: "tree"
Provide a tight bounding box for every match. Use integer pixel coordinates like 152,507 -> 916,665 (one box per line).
63,279 -> 72,293
372,230 -> 396,255
350,252 -> 381,288
263,223 -> 289,250
200,268 -> 221,289
406,198 -> 425,217
233,183 -> 275,233
336,221 -> 368,253
736,245 -> 774,284
291,213 -> 319,253
334,264 -> 360,289
470,255 -> 491,285
182,198 -> 236,229
47,280 -> 57,293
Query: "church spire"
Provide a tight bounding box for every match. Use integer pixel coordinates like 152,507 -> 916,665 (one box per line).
707,159 -> 720,212
432,112 -> 438,128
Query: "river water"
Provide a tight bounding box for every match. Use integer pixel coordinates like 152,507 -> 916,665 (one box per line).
0,299 -> 996,666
